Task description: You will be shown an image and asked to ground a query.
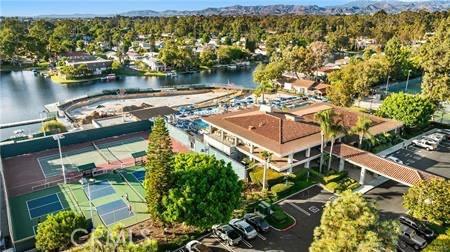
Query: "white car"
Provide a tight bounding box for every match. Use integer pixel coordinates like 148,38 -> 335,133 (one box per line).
185,240 -> 212,252
412,139 -> 436,151
426,133 -> 445,143
387,156 -> 404,165
229,218 -> 258,240
422,137 -> 440,146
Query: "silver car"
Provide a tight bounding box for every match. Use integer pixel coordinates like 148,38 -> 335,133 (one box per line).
229,218 -> 258,239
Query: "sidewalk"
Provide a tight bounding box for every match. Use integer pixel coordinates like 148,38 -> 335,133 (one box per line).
355,175 -> 389,194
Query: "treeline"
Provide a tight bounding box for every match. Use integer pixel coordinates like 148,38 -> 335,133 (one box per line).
0,11 -> 448,62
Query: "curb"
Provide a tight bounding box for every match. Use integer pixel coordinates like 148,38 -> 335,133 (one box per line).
269,211 -> 297,232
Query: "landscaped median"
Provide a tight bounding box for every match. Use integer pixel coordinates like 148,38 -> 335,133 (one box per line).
265,204 -> 296,230
316,169 -> 360,194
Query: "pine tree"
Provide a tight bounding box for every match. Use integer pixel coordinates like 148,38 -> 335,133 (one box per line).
143,117 -> 174,221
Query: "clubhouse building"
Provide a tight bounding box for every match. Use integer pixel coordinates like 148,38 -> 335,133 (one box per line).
202,103 -> 403,174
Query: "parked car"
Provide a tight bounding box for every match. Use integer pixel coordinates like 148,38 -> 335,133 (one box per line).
426,133 -> 445,143
399,215 -> 435,240
422,136 -> 440,146
229,218 -> 258,239
399,224 -> 427,250
185,240 -> 213,252
397,236 -> 418,252
212,224 -> 242,246
412,139 -> 436,151
387,156 -> 404,165
243,213 -> 270,233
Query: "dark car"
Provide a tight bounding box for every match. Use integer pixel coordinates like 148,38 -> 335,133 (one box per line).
243,213 -> 270,233
212,224 -> 242,246
399,224 -> 427,250
397,236 -> 418,252
399,215 -> 435,240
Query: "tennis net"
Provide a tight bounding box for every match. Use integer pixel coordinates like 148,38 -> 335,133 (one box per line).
92,142 -> 111,164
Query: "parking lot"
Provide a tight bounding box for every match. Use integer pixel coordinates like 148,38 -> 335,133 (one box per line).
198,185 -> 332,252
364,180 -> 408,220
389,134 -> 450,179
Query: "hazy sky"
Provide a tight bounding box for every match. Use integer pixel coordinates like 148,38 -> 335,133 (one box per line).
1,0 -> 426,16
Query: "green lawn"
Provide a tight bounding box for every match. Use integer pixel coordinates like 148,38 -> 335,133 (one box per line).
51,75 -> 101,84
266,205 -> 295,230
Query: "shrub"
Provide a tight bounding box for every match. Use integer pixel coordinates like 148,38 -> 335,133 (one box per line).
323,171 -> 347,184
271,182 -> 294,196
35,210 -> 88,251
266,205 -> 295,229
249,166 -> 285,187
325,182 -> 339,192
41,119 -> 66,134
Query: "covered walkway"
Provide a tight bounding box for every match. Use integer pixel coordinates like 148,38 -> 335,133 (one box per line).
326,144 -> 442,186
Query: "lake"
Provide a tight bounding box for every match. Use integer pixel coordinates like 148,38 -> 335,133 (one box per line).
0,67 -> 257,139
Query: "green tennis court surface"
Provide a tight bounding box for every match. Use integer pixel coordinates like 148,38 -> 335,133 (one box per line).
96,137 -> 147,161
9,166 -> 148,242
37,146 -> 106,178
37,137 -> 147,178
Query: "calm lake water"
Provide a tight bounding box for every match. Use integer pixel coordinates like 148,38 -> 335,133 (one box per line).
0,67 -> 256,139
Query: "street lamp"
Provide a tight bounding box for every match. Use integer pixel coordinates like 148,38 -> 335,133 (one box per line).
53,134 -> 66,184
385,75 -> 391,94
79,178 -> 95,221
405,70 -> 412,92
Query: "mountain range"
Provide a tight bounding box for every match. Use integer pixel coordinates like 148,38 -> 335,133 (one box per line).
37,1 -> 450,18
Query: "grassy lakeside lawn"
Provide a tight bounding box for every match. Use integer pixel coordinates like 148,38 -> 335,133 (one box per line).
51,75 -> 101,84
1,62 -> 49,72
144,71 -> 166,77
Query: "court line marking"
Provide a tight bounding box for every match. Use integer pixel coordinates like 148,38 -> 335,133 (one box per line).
26,193 -> 64,220
287,202 -> 311,216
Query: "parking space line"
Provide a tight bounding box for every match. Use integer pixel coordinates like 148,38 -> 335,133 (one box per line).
241,239 -> 253,248
211,235 -> 236,252
287,202 -> 311,216
257,233 -> 266,240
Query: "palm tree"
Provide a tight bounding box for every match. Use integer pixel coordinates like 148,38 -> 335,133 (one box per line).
350,115 -> 372,148
254,80 -> 272,104
326,124 -> 344,172
314,109 -> 333,173
261,150 -> 272,191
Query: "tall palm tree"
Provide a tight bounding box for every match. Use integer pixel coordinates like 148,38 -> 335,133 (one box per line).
254,80 -> 272,104
314,109 -> 333,173
326,124 -> 344,172
350,115 -> 373,148
261,150 -> 272,191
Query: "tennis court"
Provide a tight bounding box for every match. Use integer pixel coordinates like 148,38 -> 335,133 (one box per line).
97,199 -> 134,226
37,146 -> 107,178
96,137 -> 147,161
9,168 -> 150,243
132,170 -> 145,183
83,181 -> 115,200
26,193 -> 64,219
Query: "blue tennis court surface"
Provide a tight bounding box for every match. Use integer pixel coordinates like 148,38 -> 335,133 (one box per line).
132,170 -> 145,183
97,199 -> 133,225
84,181 -> 115,200
27,194 -> 63,219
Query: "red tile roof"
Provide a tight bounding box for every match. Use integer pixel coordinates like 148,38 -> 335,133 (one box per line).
326,144 -> 442,186
203,103 -> 403,156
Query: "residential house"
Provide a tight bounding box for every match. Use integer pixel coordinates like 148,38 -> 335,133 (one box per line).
142,57 -> 165,71
66,58 -> 113,75
284,79 -> 330,96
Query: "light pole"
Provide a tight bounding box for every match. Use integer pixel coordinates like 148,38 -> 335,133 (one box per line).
79,178 -> 95,221
385,75 -> 391,94
405,70 -> 412,92
53,134 -> 66,184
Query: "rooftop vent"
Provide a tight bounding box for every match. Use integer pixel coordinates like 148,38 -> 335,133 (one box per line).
285,114 -> 301,122
259,104 -> 273,113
